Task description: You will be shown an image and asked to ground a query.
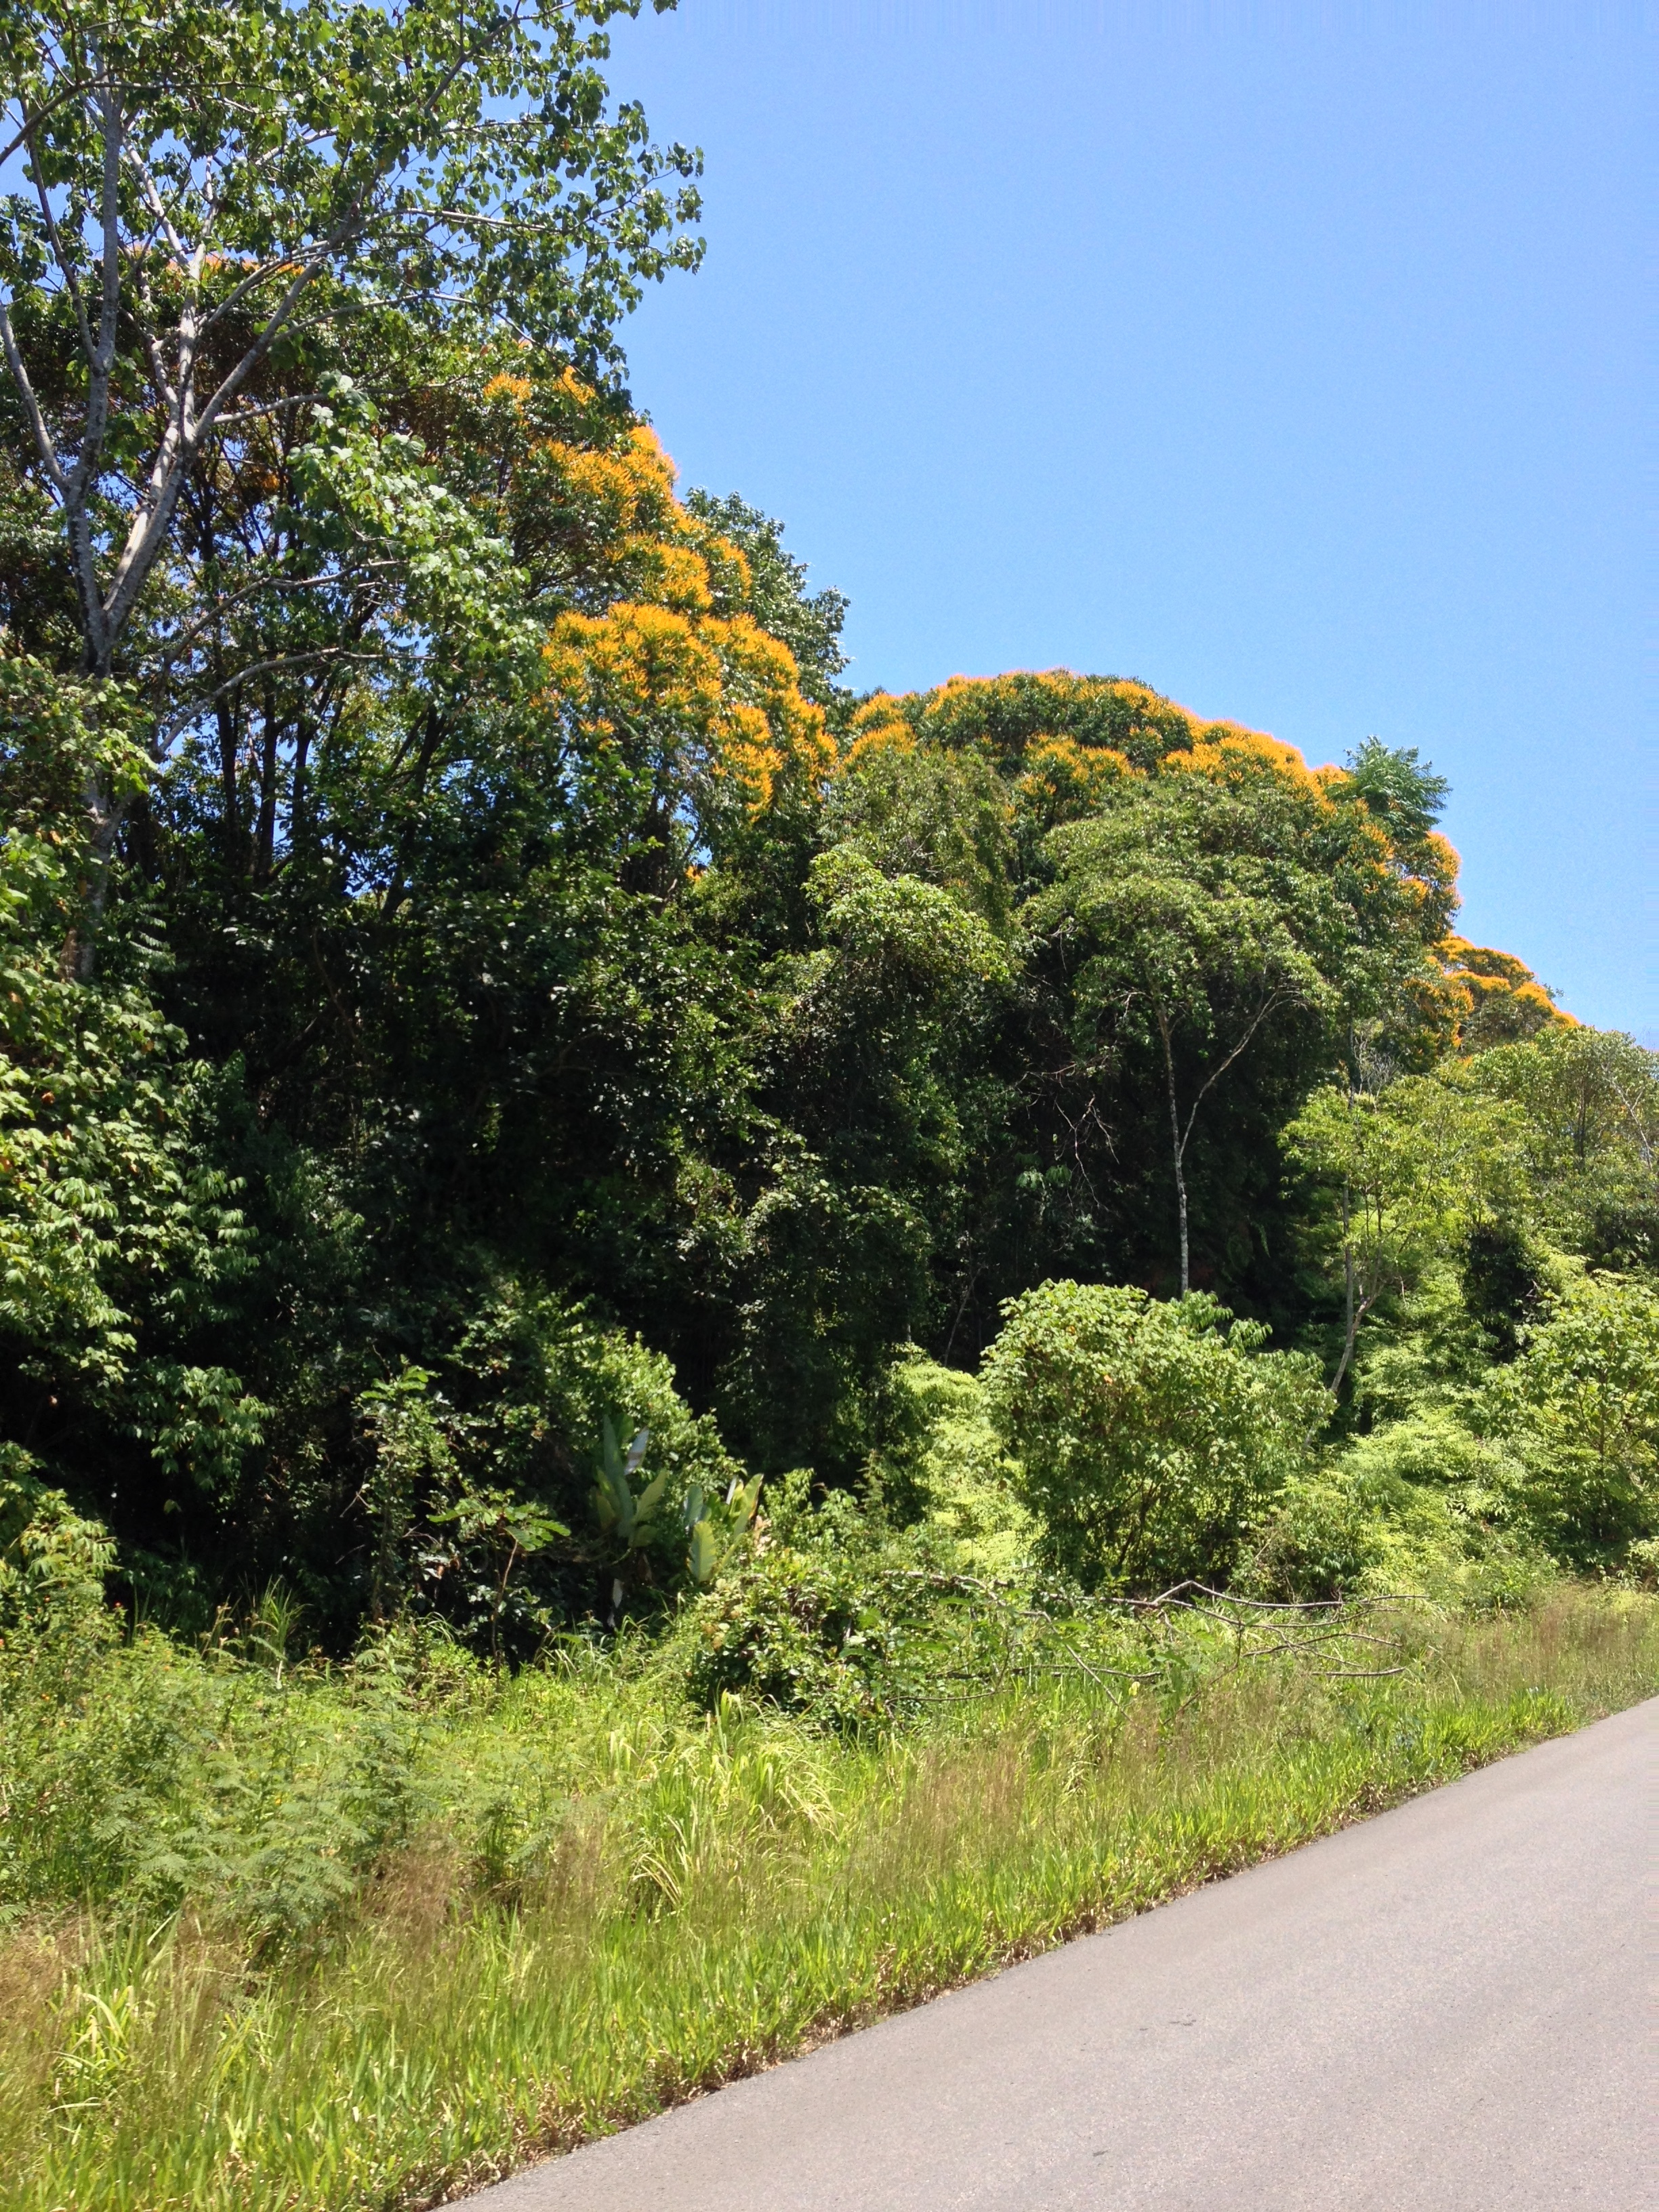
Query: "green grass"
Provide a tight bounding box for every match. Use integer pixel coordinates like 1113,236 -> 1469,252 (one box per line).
1,1584 -> 1655,2211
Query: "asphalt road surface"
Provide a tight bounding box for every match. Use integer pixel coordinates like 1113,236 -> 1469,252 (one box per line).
477,1699 -> 1656,2211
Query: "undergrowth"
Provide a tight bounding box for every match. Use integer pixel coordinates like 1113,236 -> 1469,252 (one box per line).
0,1582 -> 1653,2211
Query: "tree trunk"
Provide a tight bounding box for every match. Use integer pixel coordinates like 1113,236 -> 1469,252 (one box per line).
255,680 -> 280,885
75,718 -> 126,979
1155,1002 -> 1190,1296
216,697 -> 240,870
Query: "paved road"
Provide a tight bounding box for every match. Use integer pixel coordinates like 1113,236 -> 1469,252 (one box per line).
478,1700 -> 1657,2211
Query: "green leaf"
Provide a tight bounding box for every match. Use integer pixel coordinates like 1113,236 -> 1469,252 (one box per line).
631,1467 -> 670,1535
687,1518 -> 718,1586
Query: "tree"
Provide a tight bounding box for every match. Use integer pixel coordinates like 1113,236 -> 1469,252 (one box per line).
825,737 -> 1015,930
0,658 -> 262,1532
1035,761 -> 1330,1294
1437,938 -> 1567,1052
1486,1274 -> 1659,1568
1284,1069 -> 1525,1395
720,846 -> 1012,1475
1472,1025 -> 1658,1266
1029,732 -> 1458,1297
0,0 -> 701,934
683,490 -> 848,707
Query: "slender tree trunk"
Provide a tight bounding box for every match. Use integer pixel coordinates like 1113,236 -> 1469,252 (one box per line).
1330,1306 -> 1363,1401
76,716 -> 125,979
255,680 -> 280,885
217,698 -> 240,871
1155,1003 -> 1190,1296
290,712 -> 313,853
1342,1183 -> 1355,1359
1328,1234 -> 1370,1401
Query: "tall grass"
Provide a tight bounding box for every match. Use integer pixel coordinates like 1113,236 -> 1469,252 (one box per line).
0,1585 -> 1654,2212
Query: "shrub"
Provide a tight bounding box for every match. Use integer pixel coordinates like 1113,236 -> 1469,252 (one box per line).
682,1488 -> 912,1728
869,1351 -> 1033,1575
358,1284 -> 747,1648
0,1600 -> 415,1942
1485,1272 -> 1659,1570
1247,1412 -> 1548,1607
981,1283 -> 1327,1593
0,1455 -> 116,1646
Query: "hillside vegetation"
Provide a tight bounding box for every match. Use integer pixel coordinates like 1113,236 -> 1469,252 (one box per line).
0,3 -> 1656,2205
2,1570 -> 1656,2209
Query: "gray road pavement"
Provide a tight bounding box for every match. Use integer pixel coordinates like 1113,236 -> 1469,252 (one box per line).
477,1698 -> 1657,2211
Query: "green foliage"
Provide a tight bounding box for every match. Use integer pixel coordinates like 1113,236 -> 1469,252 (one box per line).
682,1492 -> 904,1727
680,1467 -> 763,1588
0,0 -> 1650,1662
683,490 -> 849,705
1248,1414 -> 1547,1607
1,1586 -> 1654,2211
1461,1219 -> 1547,1361
0,662 -> 264,1534
1028,745 -> 1447,1294
0,1454 -> 115,1644
592,1415 -> 664,1552
0,0 -> 703,693
1484,1273 -> 1659,1570
4,21 -> 1656,2195
1284,1067 -> 1528,1391
398,1289 -> 743,1644
1473,1025 -> 1659,1261
982,1281 -> 1328,1593
867,1351 -> 1033,1576
0,1609 -> 415,1944
827,742 -> 1015,928
807,844 -> 1012,1006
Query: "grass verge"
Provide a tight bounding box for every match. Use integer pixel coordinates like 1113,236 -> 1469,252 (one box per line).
1,1584 -> 1654,2211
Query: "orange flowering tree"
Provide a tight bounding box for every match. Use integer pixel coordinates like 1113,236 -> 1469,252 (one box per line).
822,679 -> 1463,1313
1437,938 -> 1571,1053
333,358 -> 838,863
6,131 -> 1634,1619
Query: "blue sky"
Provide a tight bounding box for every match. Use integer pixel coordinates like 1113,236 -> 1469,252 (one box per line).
604,2 -> 1652,1037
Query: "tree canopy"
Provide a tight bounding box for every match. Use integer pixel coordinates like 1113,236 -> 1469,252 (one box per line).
0,0 -> 1650,1639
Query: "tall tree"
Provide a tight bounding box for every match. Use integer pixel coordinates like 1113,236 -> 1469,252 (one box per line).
0,0 -> 701,939
1284,1069 -> 1525,1395
1031,737 -> 1448,1295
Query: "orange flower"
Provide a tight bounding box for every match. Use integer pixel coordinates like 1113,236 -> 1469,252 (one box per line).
1437,936 -> 1576,1052
1170,724 -> 1334,802
482,372 -> 533,407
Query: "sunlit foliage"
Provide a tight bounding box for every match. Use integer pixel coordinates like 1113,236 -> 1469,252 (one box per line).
0,0 -> 1651,1643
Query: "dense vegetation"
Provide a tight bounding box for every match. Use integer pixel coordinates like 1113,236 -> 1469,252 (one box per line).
0,3 -> 1655,2203
1,1575 -> 1654,2211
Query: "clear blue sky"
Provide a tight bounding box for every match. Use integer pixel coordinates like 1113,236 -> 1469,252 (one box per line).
604,3 -> 1653,1037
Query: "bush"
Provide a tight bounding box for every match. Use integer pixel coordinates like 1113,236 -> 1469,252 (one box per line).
0,1599 -> 415,1943
868,1351 -> 1033,1575
1485,1272 -> 1659,1570
981,1283 -> 1327,1593
680,1483 -> 937,1729
1248,1412 -> 1549,1607
356,1283 -> 747,1650
0,1456 -> 116,1647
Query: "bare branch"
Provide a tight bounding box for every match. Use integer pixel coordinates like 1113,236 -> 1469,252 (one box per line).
154,567 -> 392,667
60,70 -> 125,535
1182,984 -> 1298,1149
211,392 -> 331,424
26,135 -> 96,362
156,645 -> 384,754
121,141 -> 192,266
0,298 -> 67,494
